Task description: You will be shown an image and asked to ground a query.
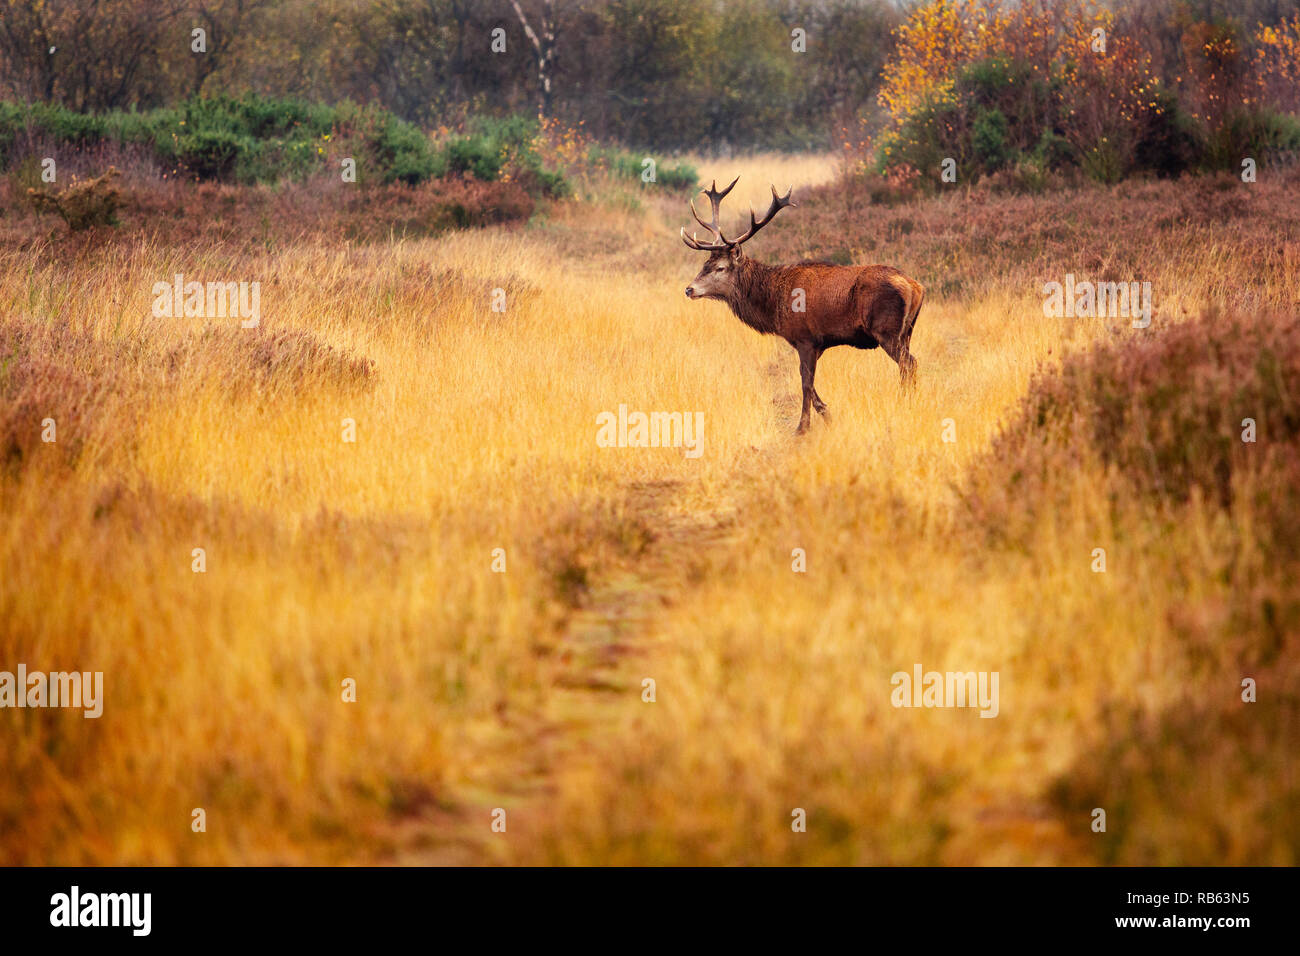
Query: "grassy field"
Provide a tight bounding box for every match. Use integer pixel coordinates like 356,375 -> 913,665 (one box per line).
2,153 -> 1297,864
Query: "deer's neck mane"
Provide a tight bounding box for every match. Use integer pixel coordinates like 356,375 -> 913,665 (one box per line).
724,257 -> 784,336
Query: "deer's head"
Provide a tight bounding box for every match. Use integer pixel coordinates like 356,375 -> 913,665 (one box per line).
682,177 -> 795,301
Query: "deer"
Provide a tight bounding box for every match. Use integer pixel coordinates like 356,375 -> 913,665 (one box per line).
682,177 -> 923,434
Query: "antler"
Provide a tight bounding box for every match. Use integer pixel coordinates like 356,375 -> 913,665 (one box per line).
680,179 -> 796,251
728,185 -> 796,246
681,176 -> 739,251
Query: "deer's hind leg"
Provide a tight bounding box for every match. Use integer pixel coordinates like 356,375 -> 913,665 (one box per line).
876,277 -> 922,390
881,335 -> 918,389
897,281 -> 923,389
878,287 -> 920,390
811,349 -> 831,422
812,388 -> 830,421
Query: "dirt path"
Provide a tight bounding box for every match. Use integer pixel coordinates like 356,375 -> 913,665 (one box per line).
378,475 -> 739,865
383,363 -> 1095,865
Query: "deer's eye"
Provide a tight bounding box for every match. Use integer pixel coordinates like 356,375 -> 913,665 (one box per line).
715,265 -> 727,272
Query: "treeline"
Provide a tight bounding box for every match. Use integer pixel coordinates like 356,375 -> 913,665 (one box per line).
4,0 -> 1300,162
0,0 -> 899,152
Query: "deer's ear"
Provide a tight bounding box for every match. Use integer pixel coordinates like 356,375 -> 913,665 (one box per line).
728,244 -> 742,261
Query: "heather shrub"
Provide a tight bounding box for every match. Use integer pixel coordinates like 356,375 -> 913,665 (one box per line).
975,306 -> 1300,865
0,350 -> 98,473
338,178 -> 535,241
0,319 -> 143,474
975,156 -> 1056,194
165,327 -> 376,395
968,308 -> 1300,554
868,163 -> 923,204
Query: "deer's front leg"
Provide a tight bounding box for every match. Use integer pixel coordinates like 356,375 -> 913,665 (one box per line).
796,343 -> 818,435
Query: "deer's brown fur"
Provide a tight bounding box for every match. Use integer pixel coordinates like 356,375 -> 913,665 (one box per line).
683,178 -> 923,433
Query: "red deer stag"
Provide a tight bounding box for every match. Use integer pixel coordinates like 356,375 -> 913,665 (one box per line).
682,177 -> 923,434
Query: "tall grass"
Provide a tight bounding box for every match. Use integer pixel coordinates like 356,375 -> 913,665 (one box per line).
1,155 -> 1297,864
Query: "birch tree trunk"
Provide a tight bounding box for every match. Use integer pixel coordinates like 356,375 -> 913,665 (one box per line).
509,0 -> 556,118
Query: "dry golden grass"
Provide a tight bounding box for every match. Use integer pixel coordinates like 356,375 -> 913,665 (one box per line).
1,157 -> 1296,865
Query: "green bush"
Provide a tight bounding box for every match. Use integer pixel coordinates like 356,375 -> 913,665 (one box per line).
0,97 -> 578,198
0,95 -> 448,187
1206,107 -> 1300,171
444,134 -> 503,181
874,87 -> 963,182
883,58 -> 1062,183
972,108 -> 1013,172
439,115 -> 568,197
466,114 -> 537,151
1032,129 -> 1075,170
0,101 -> 113,167
0,102 -> 22,163
177,127 -> 247,180
1080,140 -> 1126,185
1133,91 -> 1201,178
378,116 -> 446,185
960,56 -> 1057,139
874,53 -> 1288,186
656,162 -> 698,190
587,145 -> 696,191
24,102 -> 109,145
